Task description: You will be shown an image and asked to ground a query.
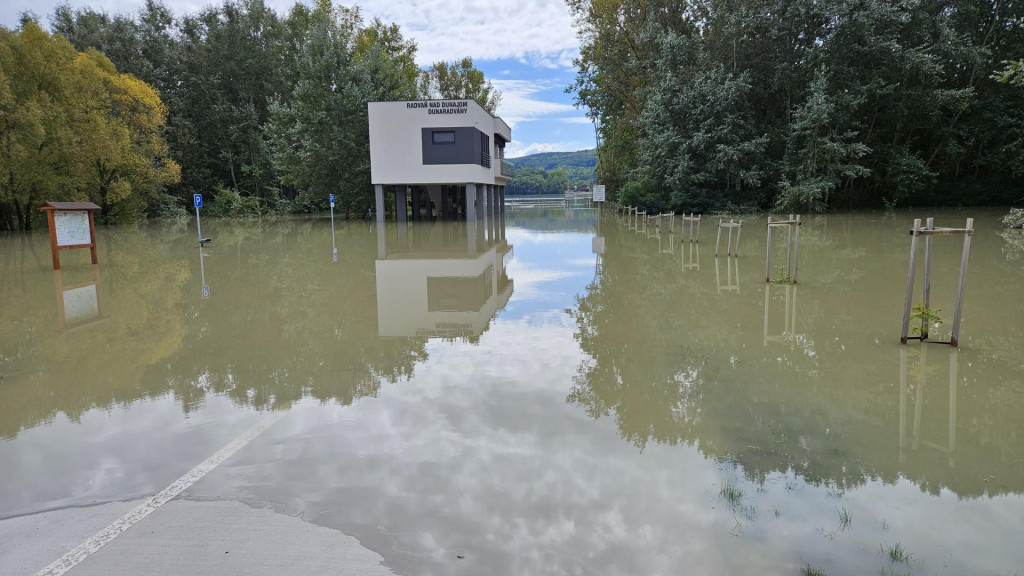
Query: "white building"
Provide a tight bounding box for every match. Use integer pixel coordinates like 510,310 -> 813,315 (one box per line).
367,99 -> 512,225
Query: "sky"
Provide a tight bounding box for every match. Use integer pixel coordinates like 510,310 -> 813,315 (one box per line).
1,0 -> 596,158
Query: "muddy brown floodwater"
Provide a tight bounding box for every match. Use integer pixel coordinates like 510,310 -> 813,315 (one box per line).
1,205 -> 1022,575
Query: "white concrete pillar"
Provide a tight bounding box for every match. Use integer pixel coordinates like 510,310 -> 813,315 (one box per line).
374,184 -> 385,225
475,184 -> 484,225
466,183 -> 477,221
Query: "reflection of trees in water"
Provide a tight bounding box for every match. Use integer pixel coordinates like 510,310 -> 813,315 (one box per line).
570,214 -> 1024,498
0,223 -> 191,439
999,230 -> 1024,260
0,219 -> 427,439
504,207 -> 599,232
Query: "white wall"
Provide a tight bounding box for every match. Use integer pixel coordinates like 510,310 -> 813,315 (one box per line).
369,100 -> 509,185
375,247 -> 513,338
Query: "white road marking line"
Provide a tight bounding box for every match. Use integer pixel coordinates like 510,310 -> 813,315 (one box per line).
35,413 -> 284,576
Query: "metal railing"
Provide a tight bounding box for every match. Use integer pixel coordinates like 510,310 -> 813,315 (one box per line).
500,159 -> 513,177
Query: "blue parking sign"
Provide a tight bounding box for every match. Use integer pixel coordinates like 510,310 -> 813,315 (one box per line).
193,194 -> 203,208
329,193 -> 335,203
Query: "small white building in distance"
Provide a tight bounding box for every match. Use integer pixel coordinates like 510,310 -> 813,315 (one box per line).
368,99 -> 512,225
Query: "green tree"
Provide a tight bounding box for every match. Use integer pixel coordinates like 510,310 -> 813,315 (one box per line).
776,67 -> 870,212
0,21 -> 178,230
420,57 -> 501,114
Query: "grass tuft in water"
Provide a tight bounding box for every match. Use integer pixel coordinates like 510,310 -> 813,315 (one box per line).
800,565 -> 829,576
720,479 -> 745,504
880,542 -> 913,564
836,506 -> 852,531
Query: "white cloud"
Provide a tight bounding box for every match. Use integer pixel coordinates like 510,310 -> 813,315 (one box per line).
358,0 -> 580,66
4,0 -> 580,69
559,116 -> 594,125
506,141 -> 588,158
490,79 -> 575,128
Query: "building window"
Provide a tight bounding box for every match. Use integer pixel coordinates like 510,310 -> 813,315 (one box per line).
432,131 -> 456,144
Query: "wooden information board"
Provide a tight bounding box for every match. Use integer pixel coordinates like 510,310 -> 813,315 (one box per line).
39,202 -> 101,270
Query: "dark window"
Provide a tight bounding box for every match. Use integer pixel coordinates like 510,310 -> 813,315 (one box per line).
432,131 -> 456,144
480,133 -> 491,168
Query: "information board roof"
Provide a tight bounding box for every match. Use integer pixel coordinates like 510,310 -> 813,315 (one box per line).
40,202 -> 102,211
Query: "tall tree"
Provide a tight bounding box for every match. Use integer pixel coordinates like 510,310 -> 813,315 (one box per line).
0,22 -> 178,230
420,57 -> 501,113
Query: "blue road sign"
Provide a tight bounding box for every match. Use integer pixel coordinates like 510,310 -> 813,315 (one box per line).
194,194 -> 203,208
329,193 -> 335,203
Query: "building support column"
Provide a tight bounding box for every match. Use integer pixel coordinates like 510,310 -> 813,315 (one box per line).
395,185 -> 407,224
486,184 -> 495,242
475,184 -> 484,226
499,185 -> 506,241
374,184 -> 385,226
466,183 -> 477,221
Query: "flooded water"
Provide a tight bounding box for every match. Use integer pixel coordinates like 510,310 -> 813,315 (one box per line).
1,205 -> 1022,575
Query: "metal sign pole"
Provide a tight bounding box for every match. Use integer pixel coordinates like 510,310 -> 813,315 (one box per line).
194,194 -> 203,245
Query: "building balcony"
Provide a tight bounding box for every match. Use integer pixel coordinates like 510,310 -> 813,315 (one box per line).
499,159 -> 514,177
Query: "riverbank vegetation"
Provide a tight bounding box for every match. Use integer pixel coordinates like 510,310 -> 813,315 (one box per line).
569,0 -> 1024,213
505,149 -> 597,196
0,0 -> 499,230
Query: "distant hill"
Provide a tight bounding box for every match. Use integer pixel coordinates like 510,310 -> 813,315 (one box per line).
505,149 -> 596,195
507,149 -> 596,172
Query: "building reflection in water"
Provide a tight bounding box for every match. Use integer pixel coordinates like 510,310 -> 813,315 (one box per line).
900,346 -> 958,467
53,264 -> 107,333
376,218 -> 513,339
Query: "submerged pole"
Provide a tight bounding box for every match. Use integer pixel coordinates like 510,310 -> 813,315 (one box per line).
949,218 -> 973,347
765,215 -> 773,283
900,219 -> 922,344
715,219 -> 723,257
921,217 -> 933,339
792,215 -> 801,284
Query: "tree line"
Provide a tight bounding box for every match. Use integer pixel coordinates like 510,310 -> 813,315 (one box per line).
568,0 -> 1024,213
0,0 -> 500,230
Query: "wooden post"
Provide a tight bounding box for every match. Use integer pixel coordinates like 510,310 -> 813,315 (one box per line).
765,215 -> 772,283
900,219 -> 922,344
786,214 -> 793,274
715,219 -> 723,257
46,209 -> 60,270
792,215 -> 801,284
921,217 -> 933,339
726,219 -> 734,256
949,218 -> 973,347
734,219 -> 742,256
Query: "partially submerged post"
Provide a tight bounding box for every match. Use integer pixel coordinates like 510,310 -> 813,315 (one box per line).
715,256 -> 740,294
714,218 -> 743,257
765,214 -> 802,284
39,202 -> 101,270
681,213 -> 701,242
899,217 -> 974,347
